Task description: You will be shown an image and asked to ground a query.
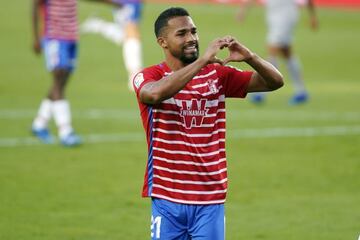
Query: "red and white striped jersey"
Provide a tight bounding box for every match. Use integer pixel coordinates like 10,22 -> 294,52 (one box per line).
41,0 -> 78,41
134,62 -> 253,205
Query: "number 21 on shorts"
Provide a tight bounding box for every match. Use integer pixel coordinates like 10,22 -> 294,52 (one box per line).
151,215 -> 162,239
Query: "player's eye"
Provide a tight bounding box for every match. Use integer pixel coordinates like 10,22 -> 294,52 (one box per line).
177,32 -> 186,36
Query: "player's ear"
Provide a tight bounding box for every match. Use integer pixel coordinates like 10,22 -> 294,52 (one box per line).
157,37 -> 168,49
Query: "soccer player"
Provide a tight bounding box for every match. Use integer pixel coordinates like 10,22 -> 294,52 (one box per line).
81,0 -> 143,90
31,0 -> 122,146
133,7 -> 283,239
237,0 -> 318,104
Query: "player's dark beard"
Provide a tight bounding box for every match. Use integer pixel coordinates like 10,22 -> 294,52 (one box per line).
180,45 -> 199,64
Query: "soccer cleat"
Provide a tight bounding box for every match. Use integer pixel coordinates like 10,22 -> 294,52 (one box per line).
289,92 -> 309,105
32,127 -> 54,144
60,132 -> 82,147
250,94 -> 265,105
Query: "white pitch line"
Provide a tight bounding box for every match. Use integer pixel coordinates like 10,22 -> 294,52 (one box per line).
0,125 -> 359,148
0,109 -> 360,121
0,109 -> 139,120
230,125 -> 360,138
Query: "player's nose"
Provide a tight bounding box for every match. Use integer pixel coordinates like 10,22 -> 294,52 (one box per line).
186,32 -> 197,42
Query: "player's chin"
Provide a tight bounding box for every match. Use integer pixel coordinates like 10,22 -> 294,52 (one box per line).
181,53 -> 199,64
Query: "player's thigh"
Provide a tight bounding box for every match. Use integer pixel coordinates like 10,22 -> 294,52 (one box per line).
42,38 -> 60,71
151,198 -> 190,240
126,2 -> 142,23
190,204 -> 225,240
113,3 -> 142,25
267,22 -> 293,46
267,15 -> 297,46
67,41 -> 77,71
42,39 -> 77,72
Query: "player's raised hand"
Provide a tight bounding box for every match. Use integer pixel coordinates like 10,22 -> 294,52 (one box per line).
202,37 -> 232,65
236,8 -> 246,22
310,15 -> 319,31
33,39 -> 41,55
223,38 -> 254,65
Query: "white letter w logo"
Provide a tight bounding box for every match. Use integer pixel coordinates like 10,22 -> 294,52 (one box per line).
180,99 -> 208,129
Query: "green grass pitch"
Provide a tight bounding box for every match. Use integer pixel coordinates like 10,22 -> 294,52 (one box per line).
0,1 -> 359,239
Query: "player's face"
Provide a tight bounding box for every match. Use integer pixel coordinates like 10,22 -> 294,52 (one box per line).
162,16 -> 199,64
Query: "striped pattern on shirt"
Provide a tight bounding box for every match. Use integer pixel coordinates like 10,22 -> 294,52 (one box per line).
41,0 -> 78,41
135,62 -> 253,205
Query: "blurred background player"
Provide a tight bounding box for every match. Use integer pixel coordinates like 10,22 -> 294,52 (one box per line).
31,0 -> 122,146
237,0 -> 318,105
81,0 -> 143,91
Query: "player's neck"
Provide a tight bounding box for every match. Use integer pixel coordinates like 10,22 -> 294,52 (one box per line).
164,56 -> 187,71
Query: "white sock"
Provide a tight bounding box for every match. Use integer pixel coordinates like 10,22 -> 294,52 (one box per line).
33,99 -> 52,130
81,17 -> 103,33
82,17 -> 124,45
287,57 -> 306,94
103,22 -> 124,45
123,38 -> 142,90
52,100 -> 73,138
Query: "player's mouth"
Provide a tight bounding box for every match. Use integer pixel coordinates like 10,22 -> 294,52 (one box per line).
183,44 -> 198,54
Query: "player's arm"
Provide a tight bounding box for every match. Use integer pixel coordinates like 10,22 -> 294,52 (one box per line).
32,0 -> 44,55
246,54 -> 284,92
223,38 -> 283,92
306,0 -> 319,30
236,0 -> 255,22
139,38 -> 229,105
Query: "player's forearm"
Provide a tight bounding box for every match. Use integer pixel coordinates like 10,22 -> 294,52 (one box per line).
306,0 -> 318,30
241,0 -> 254,11
246,54 -> 284,90
237,0 -> 254,20
307,0 -> 316,16
32,1 -> 40,42
140,58 -> 208,105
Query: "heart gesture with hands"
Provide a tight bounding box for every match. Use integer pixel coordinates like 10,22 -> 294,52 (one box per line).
222,37 -> 254,65
203,36 -> 254,66
202,36 -> 233,65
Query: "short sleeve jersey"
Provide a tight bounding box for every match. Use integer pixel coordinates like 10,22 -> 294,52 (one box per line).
40,0 -> 78,41
134,62 -> 253,205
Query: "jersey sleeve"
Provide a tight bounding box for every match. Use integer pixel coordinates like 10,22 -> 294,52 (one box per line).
216,65 -> 253,98
133,66 -> 163,99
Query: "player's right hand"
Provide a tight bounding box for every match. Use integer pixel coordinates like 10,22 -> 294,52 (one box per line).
202,37 -> 233,65
310,16 -> 319,31
33,40 -> 41,55
236,8 -> 246,22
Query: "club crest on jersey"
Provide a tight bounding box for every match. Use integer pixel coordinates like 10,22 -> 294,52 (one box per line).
134,73 -> 144,89
180,99 -> 208,129
207,79 -> 218,94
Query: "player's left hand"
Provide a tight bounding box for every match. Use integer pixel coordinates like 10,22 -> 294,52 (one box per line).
222,38 -> 253,65
202,37 -> 233,65
33,40 -> 42,55
310,16 -> 319,31
236,8 -> 246,22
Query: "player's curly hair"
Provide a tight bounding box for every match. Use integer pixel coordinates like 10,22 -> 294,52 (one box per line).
154,7 -> 190,38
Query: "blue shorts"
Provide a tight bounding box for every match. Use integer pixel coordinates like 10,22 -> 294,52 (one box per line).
113,2 -> 142,24
151,198 -> 225,240
42,38 -> 77,72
